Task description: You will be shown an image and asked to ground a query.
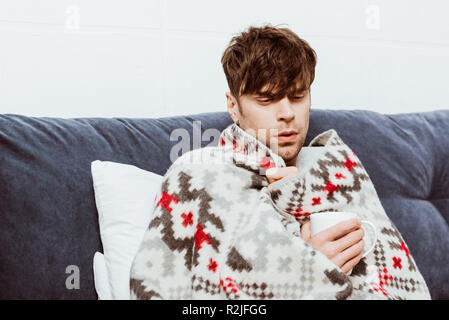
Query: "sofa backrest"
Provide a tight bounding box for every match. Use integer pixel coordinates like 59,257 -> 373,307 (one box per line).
0,109 -> 448,299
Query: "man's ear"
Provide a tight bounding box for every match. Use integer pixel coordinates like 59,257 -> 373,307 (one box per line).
308,87 -> 312,108
226,92 -> 240,124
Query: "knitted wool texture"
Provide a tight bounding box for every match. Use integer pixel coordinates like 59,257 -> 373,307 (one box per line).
130,123 -> 431,300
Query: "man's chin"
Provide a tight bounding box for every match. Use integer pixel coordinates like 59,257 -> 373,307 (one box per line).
266,138 -> 303,164
277,147 -> 301,165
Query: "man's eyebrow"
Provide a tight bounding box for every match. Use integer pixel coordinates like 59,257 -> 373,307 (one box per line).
291,89 -> 306,95
251,88 -> 307,99
253,92 -> 275,98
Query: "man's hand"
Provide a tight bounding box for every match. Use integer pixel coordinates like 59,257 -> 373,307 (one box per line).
266,167 -> 365,273
266,167 -> 299,193
300,219 -> 365,274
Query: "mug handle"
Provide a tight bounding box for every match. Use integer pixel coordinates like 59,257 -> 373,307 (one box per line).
360,220 -> 378,258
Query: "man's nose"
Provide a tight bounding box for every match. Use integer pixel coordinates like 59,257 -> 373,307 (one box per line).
277,97 -> 295,121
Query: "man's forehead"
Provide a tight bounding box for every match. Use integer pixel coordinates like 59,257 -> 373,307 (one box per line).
254,86 -> 308,97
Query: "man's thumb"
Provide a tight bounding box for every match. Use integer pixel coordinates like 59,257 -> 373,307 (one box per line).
265,167 -> 278,177
300,221 -> 312,242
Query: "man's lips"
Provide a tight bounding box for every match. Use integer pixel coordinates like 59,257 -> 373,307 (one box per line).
277,133 -> 297,143
276,129 -> 298,143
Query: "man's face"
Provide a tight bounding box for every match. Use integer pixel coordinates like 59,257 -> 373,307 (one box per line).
226,88 -> 311,166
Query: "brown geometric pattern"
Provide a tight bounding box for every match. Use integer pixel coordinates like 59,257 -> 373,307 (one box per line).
324,268 -> 353,300
130,279 -> 162,300
380,224 -> 417,272
191,275 -> 221,296
270,133 -> 371,223
237,282 -> 275,299
147,171 -> 224,270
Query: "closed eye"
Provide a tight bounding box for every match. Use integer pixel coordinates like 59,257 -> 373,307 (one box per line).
256,96 -> 304,104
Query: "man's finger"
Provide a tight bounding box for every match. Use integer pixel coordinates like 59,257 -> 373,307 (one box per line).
333,239 -> 364,268
314,218 -> 361,242
300,221 -> 311,242
332,228 -> 365,253
340,251 -> 364,274
266,167 -> 299,183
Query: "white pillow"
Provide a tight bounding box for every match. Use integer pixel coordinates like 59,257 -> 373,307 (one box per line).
91,160 -> 163,300
93,252 -> 112,300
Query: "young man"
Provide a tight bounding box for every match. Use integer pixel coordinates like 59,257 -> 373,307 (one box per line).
130,25 -> 430,300
222,25 -> 365,274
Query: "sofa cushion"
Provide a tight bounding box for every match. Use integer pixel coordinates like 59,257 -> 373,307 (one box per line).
0,109 -> 448,299
0,112 -> 232,299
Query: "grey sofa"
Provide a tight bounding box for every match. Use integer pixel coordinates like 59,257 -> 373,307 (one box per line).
0,109 -> 448,299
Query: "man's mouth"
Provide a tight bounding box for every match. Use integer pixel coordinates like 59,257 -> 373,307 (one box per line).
277,130 -> 298,143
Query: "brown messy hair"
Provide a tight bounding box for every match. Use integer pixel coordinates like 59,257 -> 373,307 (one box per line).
221,24 -> 317,104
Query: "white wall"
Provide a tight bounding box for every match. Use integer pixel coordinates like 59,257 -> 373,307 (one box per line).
0,0 -> 448,118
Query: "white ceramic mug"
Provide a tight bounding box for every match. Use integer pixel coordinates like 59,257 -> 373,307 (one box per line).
310,211 -> 377,259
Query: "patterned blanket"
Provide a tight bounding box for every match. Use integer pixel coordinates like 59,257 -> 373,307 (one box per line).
130,123 -> 431,300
